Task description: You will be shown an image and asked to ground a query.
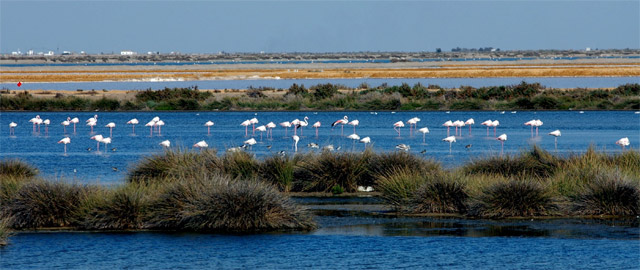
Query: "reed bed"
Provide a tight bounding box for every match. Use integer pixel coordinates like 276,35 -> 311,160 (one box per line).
0,218 -> 10,247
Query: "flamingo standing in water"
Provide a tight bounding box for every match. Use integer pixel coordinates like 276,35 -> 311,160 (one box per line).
548,130 -> 561,151
70,117 -> 79,133
442,120 -> 453,137
204,121 -> 215,135
155,120 -> 165,136
29,115 -> 41,133
443,136 -> 456,153
86,115 -> 98,130
481,120 -> 492,136
90,135 -> 104,152
86,120 -> 97,134
193,140 -> 209,149
240,120 -> 251,137
453,120 -> 465,136
100,137 -> 112,151
145,120 -> 155,137
105,122 -> 116,137
407,117 -> 420,136
497,134 -> 507,155
266,122 -> 276,139
616,137 -> 630,150
418,127 -> 430,144
291,119 -> 301,135
249,118 -> 259,135
43,119 -> 50,135
465,118 -> 475,135
312,121 -> 321,137
393,121 -> 405,136
127,118 -> 139,134
151,116 -> 160,133
293,135 -> 300,152
61,118 -> 70,134
491,120 -> 500,137
331,116 -> 349,136
360,137 -> 371,150
280,121 -> 292,136
524,120 -> 535,137
347,133 -> 360,151
298,117 -> 309,136
58,137 -> 71,154
533,120 -> 543,136
160,140 -> 171,148
256,125 -> 267,141
9,122 -> 17,135
347,119 -> 359,134
244,138 -> 257,150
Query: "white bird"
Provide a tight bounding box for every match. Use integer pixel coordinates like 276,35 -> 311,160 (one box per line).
160,140 -> 171,148
442,120 -> 454,137
127,118 -> 139,134
42,119 -> 50,134
100,137 -> 112,150
58,137 -> 71,154
249,117 -> 259,135
298,116 -> 309,136
266,122 -> 276,138
86,120 -> 97,134
70,117 -> 79,133
497,134 -> 507,155
61,118 -> 71,134
406,117 -> 420,136
293,135 -> 300,152
360,136 -> 371,150
9,122 -> 17,135
548,130 -> 561,151
193,140 -> 209,148
393,121 -> 405,136
256,125 -> 267,141
280,121 -> 292,136
145,120 -> 155,137
331,116 -> 349,136
481,120 -> 493,136
491,120 -> 500,137
86,114 -> 98,123
616,137 -> 630,150
90,134 -> 104,152
524,120 -> 536,137
533,119 -> 543,136
204,121 -> 215,135
418,127 -> 430,144
312,121 -> 321,137
240,120 -> 252,137
347,119 -> 359,134
155,120 -> 165,135
151,116 -> 160,123
29,115 -> 41,133
307,142 -> 320,149
105,122 -> 116,137
465,118 -> 475,135
453,120 -> 465,136
244,138 -> 257,150
442,136 -> 456,153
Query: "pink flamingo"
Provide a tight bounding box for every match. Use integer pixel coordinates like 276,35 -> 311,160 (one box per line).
205,121 -> 215,135
256,125 -> 266,141
240,120 -> 251,137
453,120 -> 465,136
331,116 -> 349,136
406,117 -> 420,136
393,121 -> 405,136
299,117 -> 309,136
312,121 -> 321,137
348,119 -> 359,134
266,122 -> 276,139
101,137 -> 112,151
533,119 -> 543,136
90,134 -> 104,152
127,118 -> 139,134
291,119 -> 301,135
61,118 -> 70,134
58,137 -> 71,154
280,121 -> 292,136
481,120 -> 492,136
360,137 -> 371,150
9,122 -> 17,135
442,136 -> 456,154
616,137 -> 630,150
442,120 -> 453,137
28,115 -> 41,133
70,117 -> 79,133
86,120 -> 97,134
105,122 -> 116,137
249,118 -> 259,135
524,120 -> 535,137
244,138 -> 257,150
86,115 -> 98,124
491,120 -> 500,137
155,120 -> 164,136
465,118 -> 475,136
548,130 -> 561,151
43,119 -> 50,135
497,134 -> 507,155
418,127 -> 430,144
145,120 -> 155,137
194,140 -> 209,149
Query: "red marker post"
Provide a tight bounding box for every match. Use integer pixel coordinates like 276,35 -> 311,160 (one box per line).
17,82 -> 22,87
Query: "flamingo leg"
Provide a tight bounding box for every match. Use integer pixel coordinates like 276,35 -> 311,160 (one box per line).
341,125 -> 344,136
73,123 -> 76,133
133,125 -> 136,134
64,144 -> 67,154
469,126 -> 472,136
447,127 -> 450,137
315,127 -> 318,137
494,127 -> 497,137
501,141 -> 504,155
423,133 -> 426,144
245,126 -> 248,137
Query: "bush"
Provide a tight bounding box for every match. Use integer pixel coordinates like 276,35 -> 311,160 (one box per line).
127,149 -> 220,183
311,83 -> 339,100
473,179 -> 555,218
366,151 -> 440,186
298,152 -> 370,192
0,218 -> 10,246
144,174 -> 316,232
572,170 -> 639,216
412,173 -> 468,214
0,159 -> 38,178
463,146 -> 560,178
286,83 -> 308,96
92,97 -> 121,111
376,168 -> 427,209
259,154 -> 305,192
220,151 -> 259,179
77,185 -> 147,230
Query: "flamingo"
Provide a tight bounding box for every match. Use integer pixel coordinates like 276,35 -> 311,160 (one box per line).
42,119 -> 50,135
280,121 -> 292,136
256,125 -> 267,141
331,116 -> 349,136
9,122 -> 17,135
193,140 -> 209,148
28,115 -> 41,133
291,119 -> 301,135
155,120 -> 165,136
312,121 -> 321,137
453,120 -> 465,136
244,138 -> 257,150
407,117 -> 420,136
548,130 -> 561,151
144,121 -> 155,137
481,120 -> 492,136
616,137 -> 630,150
497,134 -> 507,155
347,119 -> 359,134
347,133 -> 360,151
86,120 -> 97,134
533,119 -> 543,136
293,135 -> 300,152
105,122 -> 116,137
86,115 -> 98,124
396,144 -> 410,151
418,127 -> 430,144
442,136 -> 456,153
204,121 -> 215,135
127,118 -> 139,134
61,118 -> 70,134
465,118 -> 475,135
58,137 -> 71,154
393,121 -> 405,136
249,117 -> 259,135
360,136 -> 371,150
160,140 -> 171,148
442,120 -> 453,137
299,117 -> 309,136
240,120 -> 251,137
524,120 -> 536,137
266,122 -> 276,139
90,134 -> 104,152
491,120 -> 500,137
150,116 -> 160,133
70,117 -> 79,133
101,137 -> 112,151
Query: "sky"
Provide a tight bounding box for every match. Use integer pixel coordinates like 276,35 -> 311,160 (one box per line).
1,0 -> 638,54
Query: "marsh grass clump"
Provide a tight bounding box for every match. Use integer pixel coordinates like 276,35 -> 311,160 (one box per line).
473,179 -> 556,218
298,152 -> 370,192
376,168 -> 427,209
127,148 -> 220,183
6,180 -> 91,229
0,159 -> 38,178
145,174 -> 315,232
572,170 -> 640,216
366,151 -> 440,186
77,184 -> 147,230
259,154 -> 306,192
220,151 -> 259,179
463,146 -> 559,178
0,218 -> 10,246
412,173 -> 469,214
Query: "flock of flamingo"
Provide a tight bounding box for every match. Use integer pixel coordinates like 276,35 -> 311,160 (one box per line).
6,114 -> 632,156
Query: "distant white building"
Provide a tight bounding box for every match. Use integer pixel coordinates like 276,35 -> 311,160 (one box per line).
27,50 -> 34,56
120,50 -> 137,55
62,51 -> 72,55
585,47 -> 591,52
44,51 -> 55,56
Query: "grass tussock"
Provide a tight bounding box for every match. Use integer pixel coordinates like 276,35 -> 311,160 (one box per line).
127,148 -> 220,183
376,168 -> 427,208
259,154 -> 307,192
472,179 -> 556,218
0,218 -> 10,246
411,173 -> 469,214
463,146 -> 560,178
366,151 -> 440,186
0,159 -> 38,178
572,170 -> 640,216
145,174 -> 315,232
220,151 -> 260,179
77,184 -> 148,230
297,151 -> 371,192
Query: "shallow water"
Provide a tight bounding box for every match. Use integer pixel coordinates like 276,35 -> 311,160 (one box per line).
2,76 -> 638,90
1,111 -> 638,184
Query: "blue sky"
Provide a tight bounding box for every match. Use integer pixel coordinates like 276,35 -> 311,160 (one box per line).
1,1 -> 638,53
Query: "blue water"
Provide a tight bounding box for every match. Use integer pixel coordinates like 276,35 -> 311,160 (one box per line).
3,76 -> 639,91
1,111 -> 638,184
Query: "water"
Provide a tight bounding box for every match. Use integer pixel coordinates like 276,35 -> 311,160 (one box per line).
2,76 -> 638,91
1,111 -> 638,185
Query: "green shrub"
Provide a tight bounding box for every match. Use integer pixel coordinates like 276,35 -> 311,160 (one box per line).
77,185 -> 147,230
127,148 -> 220,183
572,170 -> 639,216
311,83 -> 339,100
473,179 -> 555,218
0,218 -> 11,246
366,151 -> 440,186
463,146 -> 560,178
259,154 -> 305,192
376,168 -> 427,208
220,151 -> 259,179
298,152 -> 370,192
0,159 -> 38,178
412,173 -> 468,214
